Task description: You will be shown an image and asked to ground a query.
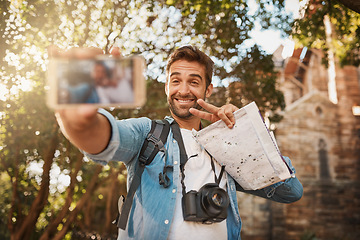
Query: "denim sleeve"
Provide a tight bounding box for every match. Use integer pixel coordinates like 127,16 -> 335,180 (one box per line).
235,156 -> 303,203
83,108 -> 152,166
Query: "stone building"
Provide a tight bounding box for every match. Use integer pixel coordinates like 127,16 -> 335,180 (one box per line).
238,47 -> 360,240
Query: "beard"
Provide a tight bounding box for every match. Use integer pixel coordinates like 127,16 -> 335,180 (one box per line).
168,93 -> 203,119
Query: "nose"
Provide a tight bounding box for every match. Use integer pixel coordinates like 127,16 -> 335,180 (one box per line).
178,82 -> 190,95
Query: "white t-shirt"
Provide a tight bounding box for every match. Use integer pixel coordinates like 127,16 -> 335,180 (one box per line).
168,128 -> 228,240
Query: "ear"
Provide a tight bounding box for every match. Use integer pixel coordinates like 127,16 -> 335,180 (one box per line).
205,83 -> 213,98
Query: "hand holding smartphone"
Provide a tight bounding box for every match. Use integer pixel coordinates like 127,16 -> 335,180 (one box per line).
48,47 -> 137,154
47,47 -> 146,109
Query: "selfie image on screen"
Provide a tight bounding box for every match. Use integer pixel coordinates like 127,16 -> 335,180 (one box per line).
56,59 -> 134,104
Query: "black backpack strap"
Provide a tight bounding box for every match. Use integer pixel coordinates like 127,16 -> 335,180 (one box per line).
170,121 -> 188,168
117,119 -> 170,230
170,121 -> 189,196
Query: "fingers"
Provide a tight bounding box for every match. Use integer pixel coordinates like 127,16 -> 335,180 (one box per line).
217,105 -> 237,128
48,45 -> 61,58
55,105 -> 98,131
192,99 -> 238,129
189,107 -> 215,122
196,99 -> 219,114
110,46 -> 122,58
56,105 -> 98,123
48,46 -> 104,59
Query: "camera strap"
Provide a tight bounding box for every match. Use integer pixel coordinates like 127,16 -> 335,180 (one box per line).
209,150 -> 226,186
172,121 -> 226,196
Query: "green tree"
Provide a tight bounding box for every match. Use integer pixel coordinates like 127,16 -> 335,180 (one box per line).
292,0 -> 360,67
229,45 -> 285,118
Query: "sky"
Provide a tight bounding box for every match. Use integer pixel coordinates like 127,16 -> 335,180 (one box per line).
249,0 -> 305,56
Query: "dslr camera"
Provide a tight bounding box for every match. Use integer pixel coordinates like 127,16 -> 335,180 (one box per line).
182,183 -> 230,223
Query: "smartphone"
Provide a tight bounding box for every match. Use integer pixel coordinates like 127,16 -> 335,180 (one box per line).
47,55 -> 146,108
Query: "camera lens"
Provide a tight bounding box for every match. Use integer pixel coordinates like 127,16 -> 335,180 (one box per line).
211,193 -> 223,207
207,188 -> 228,210
199,183 -> 230,217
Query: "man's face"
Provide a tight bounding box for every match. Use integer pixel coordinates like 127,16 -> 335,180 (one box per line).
165,60 -> 213,119
92,64 -> 108,85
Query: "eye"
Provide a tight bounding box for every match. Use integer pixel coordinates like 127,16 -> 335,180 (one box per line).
191,80 -> 199,86
170,78 -> 180,84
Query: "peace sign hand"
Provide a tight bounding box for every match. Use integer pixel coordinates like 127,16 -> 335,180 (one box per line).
189,99 -> 239,128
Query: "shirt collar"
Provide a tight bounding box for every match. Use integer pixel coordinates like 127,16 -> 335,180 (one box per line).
164,116 -> 203,130
165,116 -> 175,124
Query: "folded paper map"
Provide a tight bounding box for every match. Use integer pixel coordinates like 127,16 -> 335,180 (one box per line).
192,102 -> 293,190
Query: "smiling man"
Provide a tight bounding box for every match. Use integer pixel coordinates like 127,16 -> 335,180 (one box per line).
55,45 -> 303,240
166,60 -> 213,125
167,60 -> 209,118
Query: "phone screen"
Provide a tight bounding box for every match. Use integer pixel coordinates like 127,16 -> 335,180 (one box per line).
47,56 -> 146,108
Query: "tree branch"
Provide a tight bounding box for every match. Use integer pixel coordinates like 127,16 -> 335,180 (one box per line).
337,0 -> 360,13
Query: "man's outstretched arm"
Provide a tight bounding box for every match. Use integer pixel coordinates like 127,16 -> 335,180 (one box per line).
50,46 -> 117,154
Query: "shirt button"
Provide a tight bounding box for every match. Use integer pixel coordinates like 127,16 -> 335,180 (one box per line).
164,219 -> 169,224
174,161 -> 178,165
173,140 -> 176,143
172,189 -> 176,193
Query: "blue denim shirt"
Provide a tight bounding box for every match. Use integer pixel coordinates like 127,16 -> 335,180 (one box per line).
84,109 -> 303,240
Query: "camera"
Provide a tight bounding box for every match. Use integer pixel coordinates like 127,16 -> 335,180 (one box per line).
182,183 -> 230,223
47,55 -> 146,109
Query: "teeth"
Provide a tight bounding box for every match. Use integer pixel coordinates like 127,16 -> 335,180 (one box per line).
178,99 -> 192,103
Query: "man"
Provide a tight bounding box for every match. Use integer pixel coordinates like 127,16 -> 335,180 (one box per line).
96,62 -> 135,104
92,61 -> 111,87
54,45 -> 303,240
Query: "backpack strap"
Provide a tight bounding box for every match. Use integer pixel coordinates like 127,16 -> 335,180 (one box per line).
117,119 -> 170,230
170,121 -> 189,196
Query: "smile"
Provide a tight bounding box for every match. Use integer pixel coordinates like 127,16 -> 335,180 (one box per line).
176,99 -> 194,103
174,98 -> 195,105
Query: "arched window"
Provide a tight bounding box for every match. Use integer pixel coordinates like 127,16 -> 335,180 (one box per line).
315,106 -> 323,117
318,139 -> 330,180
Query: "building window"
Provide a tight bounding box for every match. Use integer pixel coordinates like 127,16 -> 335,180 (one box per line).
315,106 -> 323,117
318,139 -> 330,180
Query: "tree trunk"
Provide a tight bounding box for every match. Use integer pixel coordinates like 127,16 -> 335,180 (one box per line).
7,150 -> 19,236
51,165 -> 103,240
11,130 -> 58,240
39,151 -> 84,240
83,199 -> 93,230
104,167 -> 120,233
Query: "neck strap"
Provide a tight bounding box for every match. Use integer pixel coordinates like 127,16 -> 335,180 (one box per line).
208,149 -> 226,185
170,121 -> 225,196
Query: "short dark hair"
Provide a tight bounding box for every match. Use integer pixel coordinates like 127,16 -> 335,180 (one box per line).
166,45 -> 214,88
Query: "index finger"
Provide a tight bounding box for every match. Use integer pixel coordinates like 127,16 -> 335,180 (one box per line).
189,107 -> 216,122
110,46 -> 122,58
196,99 -> 219,114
